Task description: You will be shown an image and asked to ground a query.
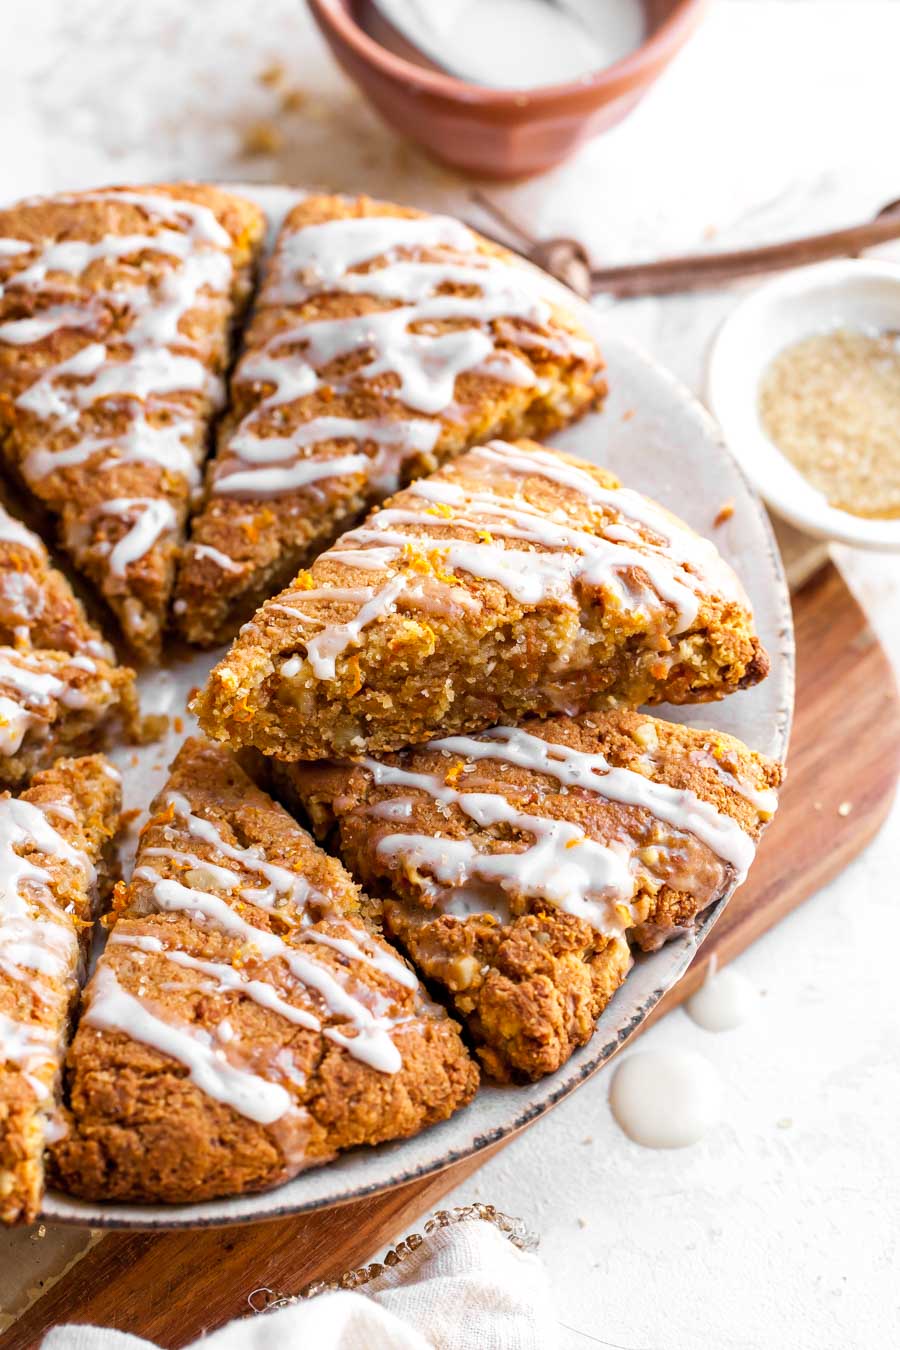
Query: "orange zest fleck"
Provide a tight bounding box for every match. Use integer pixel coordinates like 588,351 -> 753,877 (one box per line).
140,801 -> 175,835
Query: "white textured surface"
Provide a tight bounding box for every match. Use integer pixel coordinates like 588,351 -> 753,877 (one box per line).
1,2 -> 898,1347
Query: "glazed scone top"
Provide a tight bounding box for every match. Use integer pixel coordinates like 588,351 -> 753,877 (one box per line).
0,184 -> 264,656
291,710 -> 781,949
196,438 -> 766,759
285,437 -> 750,679
86,740 -> 450,1126
205,195 -> 602,505
174,194 -> 606,643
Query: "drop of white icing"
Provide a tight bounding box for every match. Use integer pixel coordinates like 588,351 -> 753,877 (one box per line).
685,963 -> 756,1033
608,1049 -> 721,1149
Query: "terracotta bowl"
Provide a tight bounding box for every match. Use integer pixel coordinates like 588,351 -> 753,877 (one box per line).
307,0 -> 709,180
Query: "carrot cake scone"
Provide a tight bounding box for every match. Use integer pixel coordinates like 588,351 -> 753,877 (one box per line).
195,439 -> 769,761
0,754 -> 121,1224
52,739 -> 477,1204
280,710 -> 782,1081
0,184 -> 266,660
174,194 -> 605,643
0,501 -> 137,786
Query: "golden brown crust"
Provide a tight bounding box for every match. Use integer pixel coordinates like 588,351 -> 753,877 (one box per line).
0,184 -> 266,661
0,754 -> 122,1225
194,439 -> 769,761
278,709 -> 783,1081
174,194 -> 606,644
52,738 -> 477,1205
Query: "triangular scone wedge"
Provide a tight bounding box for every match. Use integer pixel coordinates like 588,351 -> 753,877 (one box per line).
0,184 -> 266,660
195,439 -> 770,761
51,739 -> 477,1205
0,754 -> 121,1225
174,194 -> 605,644
0,502 -> 138,786
279,710 -> 782,1081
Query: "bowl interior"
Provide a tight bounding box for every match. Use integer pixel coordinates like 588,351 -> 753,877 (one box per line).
337,0 -> 699,98
707,260 -> 900,551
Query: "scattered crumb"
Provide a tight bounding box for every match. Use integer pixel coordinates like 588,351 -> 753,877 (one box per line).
837,801 -> 853,816
173,715 -> 184,734
241,120 -> 283,157
29,1224 -> 46,1241
581,1136 -> 593,1145
258,61 -> 287,89
703,224 -> 718,240
577,1217 -> 587,1229
281,87 -> 308,113
714,498 -> 735,528
621,408 -> 635,422
777,1117 -> 793,1129
139,712 -> 169,744
129,753 -> 140,768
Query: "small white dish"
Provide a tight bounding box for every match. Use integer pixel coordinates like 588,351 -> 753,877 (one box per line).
707,260 -> 900,551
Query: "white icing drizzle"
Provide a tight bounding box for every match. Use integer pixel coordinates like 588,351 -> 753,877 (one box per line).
0,189 -> 236,574
0,795 -> 93,1095
688,748 -> 778,818
161,791 -> 312,910
0,504 -> 42,554
84,964 -> 293,1125
111,931 -> 320,1031
131,866 -> 403,1074
365,756 -> 634,933
476,440 -> 749,609
188,543 -> 246,574
303,573 -> 410,680
100,498 -> 178,576
430,728 -> 761,878
360,722 -> 771,932
200,210 -> 584,557
0,1010 -> 57,1098
25,420 -> 201,490
0,649 -> 112,755
94,787 -> 415,1097
276,441 -> 745,682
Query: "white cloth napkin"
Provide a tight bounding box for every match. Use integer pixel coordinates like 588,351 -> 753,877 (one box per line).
41,1210 -> 558,1350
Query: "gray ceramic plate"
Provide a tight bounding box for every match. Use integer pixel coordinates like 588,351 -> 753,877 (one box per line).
40,186 -> 794,1228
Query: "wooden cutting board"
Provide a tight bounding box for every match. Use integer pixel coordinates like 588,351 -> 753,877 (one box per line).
6,560 -> 900,1350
